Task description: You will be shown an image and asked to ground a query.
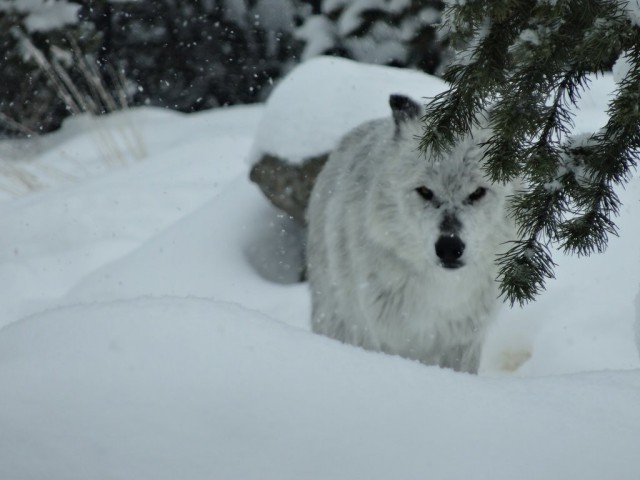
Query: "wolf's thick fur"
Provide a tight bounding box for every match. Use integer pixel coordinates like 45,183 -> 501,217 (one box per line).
306,95 -> 519,373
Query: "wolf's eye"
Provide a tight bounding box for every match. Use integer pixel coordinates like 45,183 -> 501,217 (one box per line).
416,186 -> 434,201
467,187 -> 487,203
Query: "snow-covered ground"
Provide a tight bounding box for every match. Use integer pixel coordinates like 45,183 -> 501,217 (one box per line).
1,57 -> 639,479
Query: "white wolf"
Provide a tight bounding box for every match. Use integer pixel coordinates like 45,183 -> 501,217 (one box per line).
306,94 -> 519,373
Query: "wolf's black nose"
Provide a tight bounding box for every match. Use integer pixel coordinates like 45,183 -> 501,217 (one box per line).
435,235 -> 465,268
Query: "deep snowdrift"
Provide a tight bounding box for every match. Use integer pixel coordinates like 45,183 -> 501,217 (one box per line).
1,298 -> 639,480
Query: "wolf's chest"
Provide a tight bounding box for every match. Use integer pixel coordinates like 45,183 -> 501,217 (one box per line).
359,267 -> 494,343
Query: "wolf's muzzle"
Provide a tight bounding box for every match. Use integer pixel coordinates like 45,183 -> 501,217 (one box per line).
435,234 -> 465,269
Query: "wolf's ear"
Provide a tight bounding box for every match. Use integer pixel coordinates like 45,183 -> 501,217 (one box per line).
389,94 -> 421,128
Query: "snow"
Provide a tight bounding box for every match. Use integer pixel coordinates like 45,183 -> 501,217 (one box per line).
1,58 -> 640,479
389,0 -> 411,12
636,289 -> 640,355
623,0 -> 640,27
343,22 -> 407,66
613,51 -> 633,83
248,56 -> 447,165
0,105 -> 263,324
518,28 -> 541,46
0,0 -> 81,32
336,0 -> 387,37
322,0 -> 348,15
295,15 -> 337,61
2,299 -> 640,480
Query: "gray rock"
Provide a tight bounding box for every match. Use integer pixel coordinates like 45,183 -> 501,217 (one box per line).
249,152 -> 329,225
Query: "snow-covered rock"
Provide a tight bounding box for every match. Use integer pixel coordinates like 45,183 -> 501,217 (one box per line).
248,56 -> 447,165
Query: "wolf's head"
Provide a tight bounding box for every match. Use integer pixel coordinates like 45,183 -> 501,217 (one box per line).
366,95 -> 518,273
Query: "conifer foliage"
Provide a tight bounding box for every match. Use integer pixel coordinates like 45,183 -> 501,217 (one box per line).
297,0 -> 447,73
0,0 -> 303,136
420,0 -> 640,305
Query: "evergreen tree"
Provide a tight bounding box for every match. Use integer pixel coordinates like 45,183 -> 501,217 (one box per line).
81,0 -> 304,112
420,0 -> 640,305
297,0 -> 447,74
0,0 -> 95,135
1,0 -> 306,137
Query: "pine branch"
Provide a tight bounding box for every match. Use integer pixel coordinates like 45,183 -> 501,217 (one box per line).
497,239 -> 556,306
421,0 -> 640,304
557,31 -> 640,255
421,0 -> 537,157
